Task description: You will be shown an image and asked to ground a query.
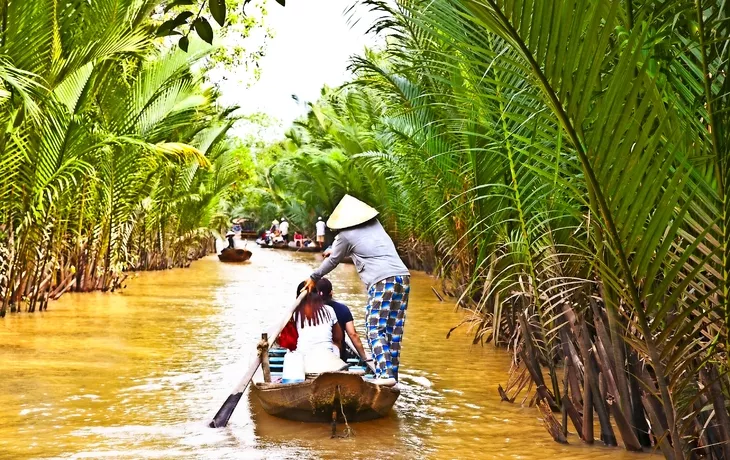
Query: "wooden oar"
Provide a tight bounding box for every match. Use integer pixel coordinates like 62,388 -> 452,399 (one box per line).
208,290 -> 307,428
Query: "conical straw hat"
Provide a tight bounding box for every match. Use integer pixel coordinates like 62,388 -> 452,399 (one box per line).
326,194 -> 379,230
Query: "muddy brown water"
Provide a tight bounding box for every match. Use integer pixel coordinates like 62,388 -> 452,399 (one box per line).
0,245 -> 658,459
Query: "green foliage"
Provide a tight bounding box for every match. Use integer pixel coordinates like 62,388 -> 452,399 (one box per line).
0,0 -> 245,313
156,0 -> 283,50
242,0 -> 730,456
235,88 -> 388,235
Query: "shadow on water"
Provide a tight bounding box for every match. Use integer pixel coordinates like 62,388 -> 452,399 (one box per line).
0,245 -> 659,459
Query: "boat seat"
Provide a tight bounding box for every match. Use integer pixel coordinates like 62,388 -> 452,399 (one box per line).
303,367 -> 367,379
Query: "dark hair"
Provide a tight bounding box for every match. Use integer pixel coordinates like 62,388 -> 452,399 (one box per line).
316,278 -> 332,300
294,291 -> 331,328
296,281 -> 306,298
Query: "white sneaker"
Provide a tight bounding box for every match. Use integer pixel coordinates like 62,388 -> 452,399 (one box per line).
370,377 -> 397,386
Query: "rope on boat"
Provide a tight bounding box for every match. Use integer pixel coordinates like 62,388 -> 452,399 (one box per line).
330,385 -> 354,439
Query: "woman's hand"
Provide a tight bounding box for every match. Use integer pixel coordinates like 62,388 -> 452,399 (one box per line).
302,277 -> 316,293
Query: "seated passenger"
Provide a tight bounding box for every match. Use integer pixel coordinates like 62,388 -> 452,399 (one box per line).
316,278 -> 369,363
292,282 -> 348,374
293,231 -> 304,247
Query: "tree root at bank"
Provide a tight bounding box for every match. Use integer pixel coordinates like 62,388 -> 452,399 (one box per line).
0,235 -> 216,316
461,290 -> 730,459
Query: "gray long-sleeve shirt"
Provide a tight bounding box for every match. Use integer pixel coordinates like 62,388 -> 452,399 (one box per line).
310,219 -> 410,290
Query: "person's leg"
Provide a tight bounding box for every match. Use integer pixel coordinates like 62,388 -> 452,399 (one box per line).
365,279 -> 392,379
366,276 -> 410,380
386,275 -> 410,381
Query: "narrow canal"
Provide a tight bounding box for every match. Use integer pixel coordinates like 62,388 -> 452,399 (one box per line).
0,246 -> 656,459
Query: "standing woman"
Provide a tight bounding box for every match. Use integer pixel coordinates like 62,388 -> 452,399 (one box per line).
303,195 -> 410,383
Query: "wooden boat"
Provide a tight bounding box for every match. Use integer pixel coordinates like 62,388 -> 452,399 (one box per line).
251,346 -> 399,422
256,240 -> 322,253
252,371 -> 399,422
231,217 -> 259,240
255,239 -> 287,249
217,248 -> 252,262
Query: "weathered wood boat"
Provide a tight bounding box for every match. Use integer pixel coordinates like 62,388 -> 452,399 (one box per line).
252,371 -> 399,422
255,239 -> 287,249
256,240 -> 322,253
231,217 -> 259,240
251,346 -> 399,422
217,248 -> 252,262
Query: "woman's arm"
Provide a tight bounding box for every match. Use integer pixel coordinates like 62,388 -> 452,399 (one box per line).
345,321 -> 368,360
332,322 -> 344,352
310,234 -> 348,281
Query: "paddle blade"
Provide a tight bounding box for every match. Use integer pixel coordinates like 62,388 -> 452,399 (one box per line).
208,392 -> 243,428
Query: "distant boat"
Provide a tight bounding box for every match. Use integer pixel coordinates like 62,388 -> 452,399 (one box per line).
217,248 -> 252,262
231,217 -> 259,240
284,243 -> 321,253
255,239 -> 286,249
256,239 -> 322,253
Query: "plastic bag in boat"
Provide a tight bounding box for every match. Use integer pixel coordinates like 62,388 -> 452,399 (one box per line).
282,351 -> 305,383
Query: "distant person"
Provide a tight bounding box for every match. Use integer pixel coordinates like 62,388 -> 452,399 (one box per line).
279,217 -> 289,242
316,278 -> 369,363
292,281 -> 347,374
225,231 -> 235,249
315,217 -> 326,247
302,195 -> 410,383
293,231 -> 304,247
269,219 -> 279,233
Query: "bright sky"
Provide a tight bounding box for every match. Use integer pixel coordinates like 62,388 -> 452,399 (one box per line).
218,0 -> 380,140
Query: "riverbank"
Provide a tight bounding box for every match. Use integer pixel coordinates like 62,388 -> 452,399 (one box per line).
0,247 -> 656,459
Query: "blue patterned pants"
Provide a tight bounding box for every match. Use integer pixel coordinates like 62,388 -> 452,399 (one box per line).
365,275 -> 410,380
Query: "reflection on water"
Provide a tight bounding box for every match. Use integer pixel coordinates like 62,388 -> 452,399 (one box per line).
0,246 -> 656,459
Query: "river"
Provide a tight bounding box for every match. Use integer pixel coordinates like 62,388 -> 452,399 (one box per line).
0,245 -> 656,459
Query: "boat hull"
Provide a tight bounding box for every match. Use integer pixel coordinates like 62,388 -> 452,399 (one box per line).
255,240 -> 286,249
256,242 -> 322,253
217,248 -> 252,262
252,372 -> 399,422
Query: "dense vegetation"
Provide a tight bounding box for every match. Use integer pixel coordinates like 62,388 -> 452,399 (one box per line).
242,0 -> 730,458
0,0 -> 256,315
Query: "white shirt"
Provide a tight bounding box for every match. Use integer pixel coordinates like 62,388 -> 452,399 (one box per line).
315,220 -> 326,236
295,305 -> 338,355
279,221 -> 289,235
